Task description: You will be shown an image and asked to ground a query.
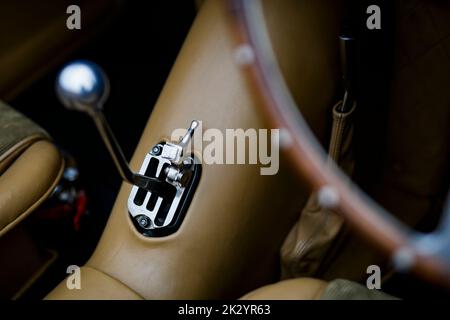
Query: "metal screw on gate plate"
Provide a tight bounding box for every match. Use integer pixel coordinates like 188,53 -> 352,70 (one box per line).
137,216 -> 151,228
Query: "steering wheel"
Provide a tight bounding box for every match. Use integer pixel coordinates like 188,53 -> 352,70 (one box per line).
228,0 -> 450,288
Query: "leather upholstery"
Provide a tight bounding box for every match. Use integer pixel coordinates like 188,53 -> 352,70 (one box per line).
241,278 -> 327,300
45,0 -> 450,299
48,0 -> 343,299
241,278 -> 396,300
320,0 -> 450,282
281,101 -> 355,278
0,102 -> 48,158
0,141 -> 63,237
0,0 -> 117,100
45,267 -> 143,300
0,103 -> 63,237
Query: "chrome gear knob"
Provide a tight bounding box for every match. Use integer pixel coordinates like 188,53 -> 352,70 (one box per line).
56,60 -> 109,115
55,59 -> 166,193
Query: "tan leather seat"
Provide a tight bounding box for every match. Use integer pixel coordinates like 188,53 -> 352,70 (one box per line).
47,274 -> 396,300
46,275 -> 327,301
45,267 -> 143,300
241,278 -> 328,300
0,102 -> 63,237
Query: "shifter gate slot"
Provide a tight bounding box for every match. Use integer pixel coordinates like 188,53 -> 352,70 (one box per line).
128,142 -> 201,237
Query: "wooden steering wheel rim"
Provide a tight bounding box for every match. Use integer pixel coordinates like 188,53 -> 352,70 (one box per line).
227,0 -> 450,288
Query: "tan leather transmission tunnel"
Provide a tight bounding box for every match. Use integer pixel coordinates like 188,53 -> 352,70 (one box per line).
45,0 -> 345,300
0,101 -> 63,238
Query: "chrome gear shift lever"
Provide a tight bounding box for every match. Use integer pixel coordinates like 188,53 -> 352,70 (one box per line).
56,60 -> 202,237
56,60 -> 164,192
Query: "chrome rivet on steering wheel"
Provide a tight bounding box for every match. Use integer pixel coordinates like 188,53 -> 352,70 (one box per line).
233,44 -> 255,66
317,186 -> 340,209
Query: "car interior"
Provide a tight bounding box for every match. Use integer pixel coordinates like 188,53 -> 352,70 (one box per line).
0,0 -> 449,301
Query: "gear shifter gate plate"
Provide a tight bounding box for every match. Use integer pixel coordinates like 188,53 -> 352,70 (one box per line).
128,142 -> 201,237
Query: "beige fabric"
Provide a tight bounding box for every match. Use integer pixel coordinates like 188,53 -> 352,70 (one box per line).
45,267 -> 143,300
0,101 -> 48,157
320,279 -> 397,300
241,278 -> 396,300
281,101 -> 355,278
241,278 -> 327,300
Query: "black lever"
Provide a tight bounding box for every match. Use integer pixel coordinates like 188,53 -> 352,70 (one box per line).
55,60 -> 165,193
